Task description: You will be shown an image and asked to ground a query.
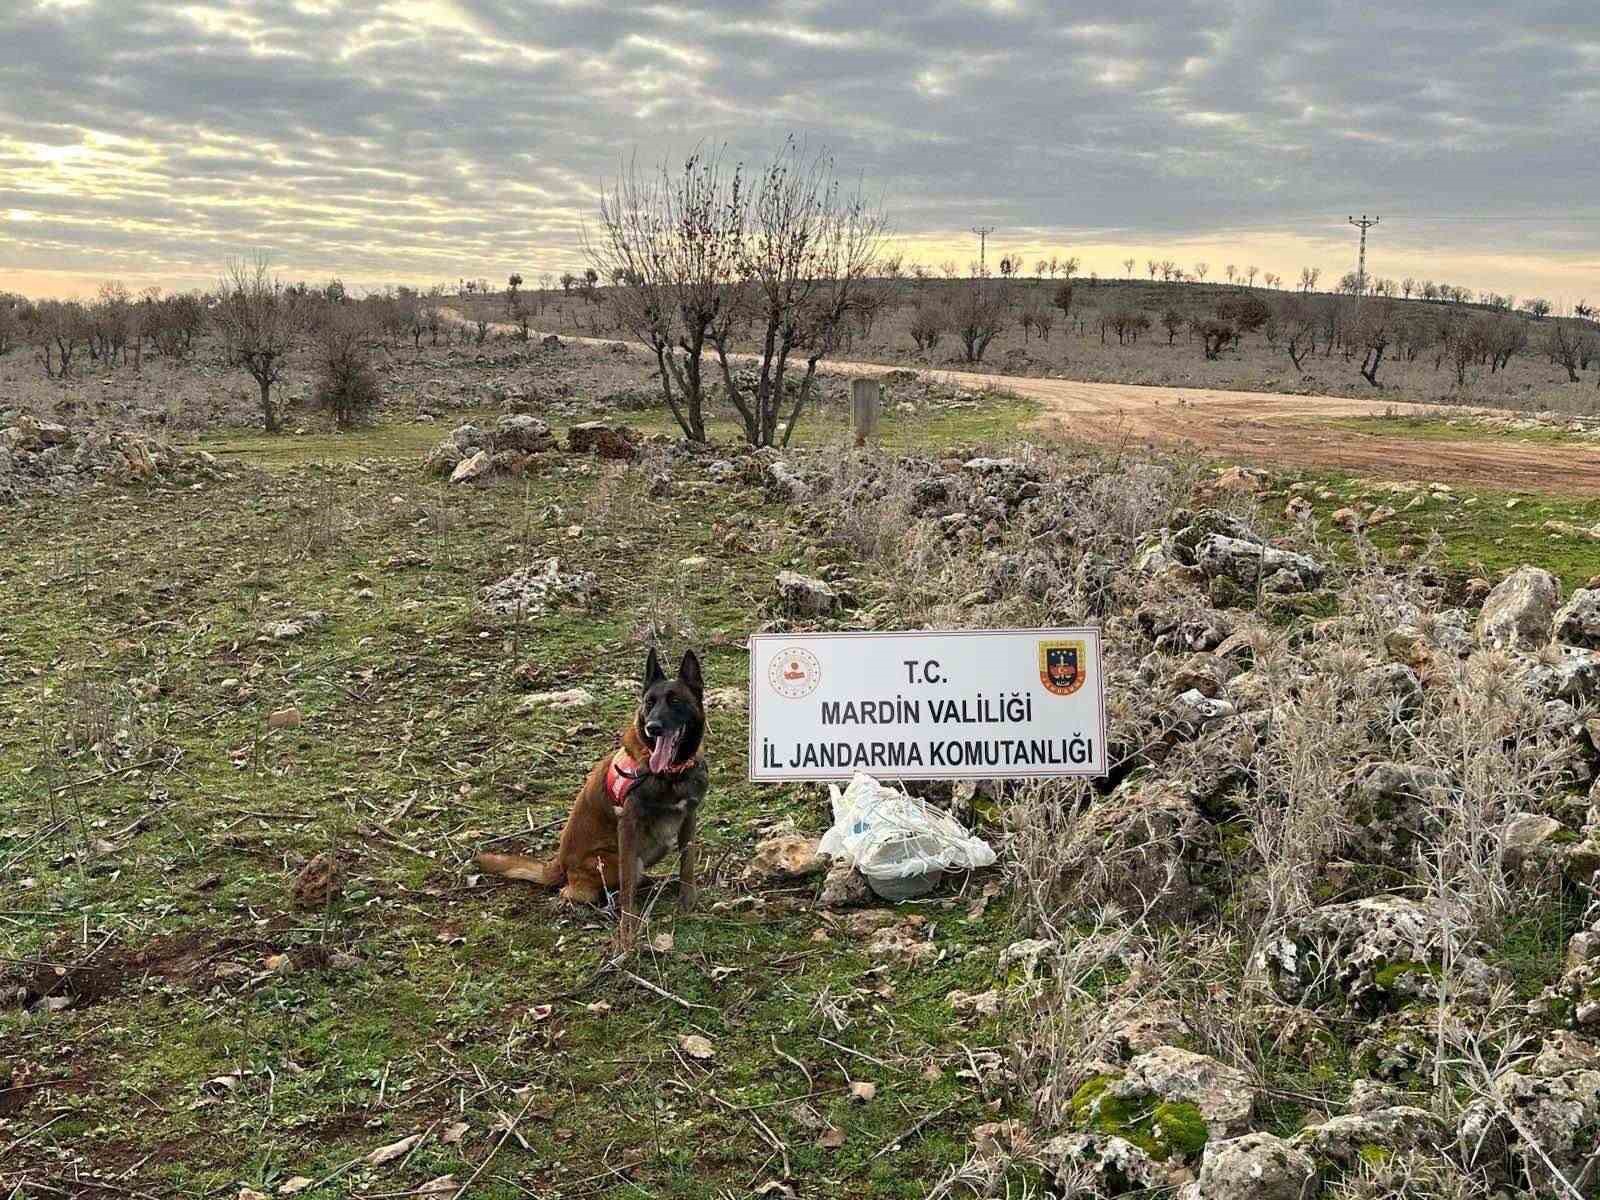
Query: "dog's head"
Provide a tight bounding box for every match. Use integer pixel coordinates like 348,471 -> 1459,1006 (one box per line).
637,648 -> 705,772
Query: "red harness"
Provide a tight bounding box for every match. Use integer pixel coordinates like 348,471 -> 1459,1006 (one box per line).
604,749 -> 701,809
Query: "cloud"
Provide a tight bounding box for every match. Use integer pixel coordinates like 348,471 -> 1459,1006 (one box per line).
1,0 -> 1596,300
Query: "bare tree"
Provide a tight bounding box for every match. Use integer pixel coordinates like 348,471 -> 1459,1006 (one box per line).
710,139 -> 887,447
1353,301 -> 1394,386
1147,258 -> 1158,281
213,255 -> 306,432
1052,281 -> 1074,319
1299,266 -> 1320,293
1159,307 -> 1184,344
1123,257 -> 1136,278
1545,319 -> 1585,383
30,299 -> 86,378
1193,316 -> 1236,359
1225,264 -> 1236,285
1193,262 -> 1209,282
908,301 -> 948,353
953,281 -> 1007,362
1061,255 -> 1080,280
1520,297 -> 1553,320
310,305 -> 381,430
0,293 -> 23,358
1245,265 -> 1259,287
1272,297 -> 1317,370
593,138 -> 884,448
589,149 -> 742,441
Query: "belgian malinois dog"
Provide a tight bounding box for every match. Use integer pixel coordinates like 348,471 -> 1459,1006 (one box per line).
478,649 -> 708,948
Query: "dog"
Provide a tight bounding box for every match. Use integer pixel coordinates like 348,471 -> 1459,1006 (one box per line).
477,648 -> 708,948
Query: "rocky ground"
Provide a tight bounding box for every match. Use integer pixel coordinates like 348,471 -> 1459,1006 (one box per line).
2,363 -> 1598,1198
760,445 -> 1600,1198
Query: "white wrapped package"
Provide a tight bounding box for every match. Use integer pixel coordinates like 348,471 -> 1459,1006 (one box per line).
819,772 -> 997,899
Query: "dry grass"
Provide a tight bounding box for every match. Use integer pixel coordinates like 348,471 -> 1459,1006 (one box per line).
795,436 -> 1597,1197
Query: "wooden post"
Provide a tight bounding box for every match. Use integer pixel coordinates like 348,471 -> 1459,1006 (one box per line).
851,377 -> 880,447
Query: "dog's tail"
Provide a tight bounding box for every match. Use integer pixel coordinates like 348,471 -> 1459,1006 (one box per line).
476,851 -> 564,886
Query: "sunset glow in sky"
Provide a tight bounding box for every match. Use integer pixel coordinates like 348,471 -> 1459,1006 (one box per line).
3,1 -> 1597,303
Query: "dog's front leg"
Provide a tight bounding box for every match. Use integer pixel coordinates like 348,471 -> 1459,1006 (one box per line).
677,807 -> 698,913
614,802 -> 642,953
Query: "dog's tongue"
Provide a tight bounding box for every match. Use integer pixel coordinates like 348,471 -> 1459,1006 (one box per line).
649,730 -> 680,773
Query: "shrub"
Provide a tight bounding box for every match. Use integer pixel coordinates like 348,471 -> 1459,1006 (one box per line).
1216,293 -> 1270,333
311,309 -> 381,430
952,283 -> 1006,363
1193,317 -> 1237,359
908,302 -> 948,352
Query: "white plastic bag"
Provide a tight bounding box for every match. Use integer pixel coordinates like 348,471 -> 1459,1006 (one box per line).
819,772 -> 997,900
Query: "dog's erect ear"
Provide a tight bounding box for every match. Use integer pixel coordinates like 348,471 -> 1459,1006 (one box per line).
677,649 -> 704,695
644,648 -> 666,691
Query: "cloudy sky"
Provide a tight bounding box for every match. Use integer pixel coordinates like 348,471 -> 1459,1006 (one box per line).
2,0 -> 1597,302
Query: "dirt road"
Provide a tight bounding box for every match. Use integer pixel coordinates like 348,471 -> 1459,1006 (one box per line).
452,313 -> 1600,495
833,361 -> 1599,497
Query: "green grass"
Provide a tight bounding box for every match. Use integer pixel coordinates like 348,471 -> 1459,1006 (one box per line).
4,386 -> 1593,1196
0,402 -> 1032,1199
1285,471 -> 1600,591
1313,413 -> 1598,447
620,392 -> 1039,451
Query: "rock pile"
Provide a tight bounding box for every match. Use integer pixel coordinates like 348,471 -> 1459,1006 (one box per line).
1,414 -> 225,501
423,415 -> 557,482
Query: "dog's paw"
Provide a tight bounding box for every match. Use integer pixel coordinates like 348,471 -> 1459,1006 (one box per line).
558,882 -> 600,907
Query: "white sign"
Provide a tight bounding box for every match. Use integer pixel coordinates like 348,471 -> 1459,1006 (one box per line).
747,629 -> 1107,781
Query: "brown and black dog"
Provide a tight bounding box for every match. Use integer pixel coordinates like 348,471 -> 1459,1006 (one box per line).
478,648 -> 708,947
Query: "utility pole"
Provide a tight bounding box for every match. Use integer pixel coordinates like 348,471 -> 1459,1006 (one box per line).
971,225 -> 995,275
1347,214 -> 1379,296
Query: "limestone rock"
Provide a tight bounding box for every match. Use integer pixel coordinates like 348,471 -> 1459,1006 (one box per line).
1117,1046 -> 1255,1137
1458,1066 -> 1600,1191
291,853 -> 341,911
1054,783 -> 1219,922
1188,1133 -> 1318,1200
818,861 -> 874,909
1554,589 -> 1600,649
775,571 -> 840,616
450,449 -> 491,484
566,421 -> 639,461
494,414 -> 554,453
1261,894 -> 1504,1011
745,834 -> 825,882
1194,535 -> 1324,593
1478,565 -> 1560,650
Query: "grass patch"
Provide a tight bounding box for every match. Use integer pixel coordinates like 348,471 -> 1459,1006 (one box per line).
1288,470 -> 1600,591
1314,413 -> 1597,447
0,407 -> 1030,1198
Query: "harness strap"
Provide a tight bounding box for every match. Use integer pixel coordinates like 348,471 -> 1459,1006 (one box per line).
604,748 -> 703,809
